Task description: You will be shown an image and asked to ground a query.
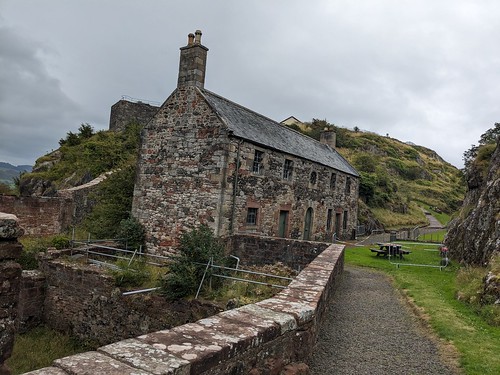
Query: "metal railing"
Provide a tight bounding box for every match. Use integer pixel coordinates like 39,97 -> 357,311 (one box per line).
195,257 -> 294,299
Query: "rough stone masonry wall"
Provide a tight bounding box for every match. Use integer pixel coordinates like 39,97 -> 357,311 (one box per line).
0,196 -> 72,236
226,138 -> 359,241
109,100 -> 159,132
16,271 -> 46,334
25,243 -> 344,375
38,252 -> 221,346
228,234 -> 331,270
0,213 -> 24,375
132,86 -> 231,254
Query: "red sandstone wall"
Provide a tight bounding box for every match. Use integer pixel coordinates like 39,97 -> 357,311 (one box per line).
0,196 -> 73,236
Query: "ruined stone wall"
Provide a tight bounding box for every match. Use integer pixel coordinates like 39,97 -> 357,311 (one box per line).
0,196 -> 73,236
109,99 -> 159,132
17,270 -> 46,333
29,243 -> 344,375
132,86 -> 231,254
228,234 -> 330,269
226,138 -> 359,241
38,252 -> 220,346
0,213 -> 24,375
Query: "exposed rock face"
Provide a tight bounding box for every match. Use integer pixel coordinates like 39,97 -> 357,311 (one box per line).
445,141 -> 499,265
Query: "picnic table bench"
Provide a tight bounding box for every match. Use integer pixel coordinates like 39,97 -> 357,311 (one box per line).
370,243 -> 411,260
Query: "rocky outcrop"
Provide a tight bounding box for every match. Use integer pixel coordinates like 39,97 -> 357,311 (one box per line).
445,140 -> 499,265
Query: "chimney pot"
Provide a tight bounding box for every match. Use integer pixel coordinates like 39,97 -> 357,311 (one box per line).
195,30 -> 202,44
177,29 -> 208,89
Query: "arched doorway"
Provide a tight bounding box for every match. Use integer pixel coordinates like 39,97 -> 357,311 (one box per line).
303,207 -> 313,240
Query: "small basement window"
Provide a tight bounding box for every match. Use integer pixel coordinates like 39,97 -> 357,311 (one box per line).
246,207 -> 258,225
252,150 -> 264,174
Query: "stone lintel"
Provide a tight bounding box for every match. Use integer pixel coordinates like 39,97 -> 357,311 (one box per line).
54,351 -> 152,375
98,338 -> 190,375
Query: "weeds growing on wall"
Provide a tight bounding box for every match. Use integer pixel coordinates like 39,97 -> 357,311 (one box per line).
18,235 -> 71,270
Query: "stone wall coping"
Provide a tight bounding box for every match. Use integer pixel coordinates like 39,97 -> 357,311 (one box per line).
0,212 -> 24,239
23,243 -> 344,375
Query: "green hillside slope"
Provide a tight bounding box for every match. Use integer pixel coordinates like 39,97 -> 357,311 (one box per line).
290,119 -> 465,229
20,119 -> 465,233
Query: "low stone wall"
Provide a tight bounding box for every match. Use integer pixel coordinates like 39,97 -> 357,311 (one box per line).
228,234 -> 330,270
38,252 -> 221,346
25,243 -> 344,375
17,271 -> 46,333
0,196 -> 72,236
0,213 -> 24,375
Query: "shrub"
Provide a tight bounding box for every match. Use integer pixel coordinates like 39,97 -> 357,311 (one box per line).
51,235 -> 71,250
116,217 -> 145,250
160,225 -> 226,300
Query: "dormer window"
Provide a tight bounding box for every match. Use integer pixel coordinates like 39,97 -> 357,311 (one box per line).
252,150 -> 264,174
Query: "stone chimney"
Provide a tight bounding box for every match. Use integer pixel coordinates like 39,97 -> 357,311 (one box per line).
320,128 -> 336,149
177,30 -> 209,89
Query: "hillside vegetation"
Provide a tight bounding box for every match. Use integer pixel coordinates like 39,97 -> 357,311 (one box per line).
19,119 -> 465,234
19,123 -> 142,237
290,119 -> 465,229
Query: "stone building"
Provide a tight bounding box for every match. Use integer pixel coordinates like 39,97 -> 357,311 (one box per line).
132,30 -> 359,254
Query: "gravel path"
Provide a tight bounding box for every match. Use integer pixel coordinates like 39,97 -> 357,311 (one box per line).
308,266 -> 456,375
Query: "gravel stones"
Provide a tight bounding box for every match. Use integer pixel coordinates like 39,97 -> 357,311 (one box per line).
308,266 -> 456,375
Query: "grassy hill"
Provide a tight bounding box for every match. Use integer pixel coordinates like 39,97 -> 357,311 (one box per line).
289,119 -> 465,229
0,162 -> 32,187
19,119 -> 465,234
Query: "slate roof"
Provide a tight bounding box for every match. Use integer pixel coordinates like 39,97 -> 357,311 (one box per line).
200,89 -> 359,177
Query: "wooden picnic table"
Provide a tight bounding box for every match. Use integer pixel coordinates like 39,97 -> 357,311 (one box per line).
370,243 -> 411,260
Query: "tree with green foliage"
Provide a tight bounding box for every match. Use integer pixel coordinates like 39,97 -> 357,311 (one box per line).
161,225 -> 227,300
463,123 -> 500,169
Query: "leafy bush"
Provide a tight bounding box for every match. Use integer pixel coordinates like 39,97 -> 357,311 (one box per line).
18,237 -> 52,270
116,217 -> 146,250
160,225 -> 226,300
83,164 -> 136,239
51,235 -> 71,250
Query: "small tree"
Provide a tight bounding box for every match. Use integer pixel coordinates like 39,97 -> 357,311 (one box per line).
161,225 -> 226,300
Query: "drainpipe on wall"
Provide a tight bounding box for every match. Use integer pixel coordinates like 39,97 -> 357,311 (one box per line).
229,140 -> 243,235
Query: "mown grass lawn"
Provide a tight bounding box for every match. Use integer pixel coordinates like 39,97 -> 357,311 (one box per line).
345,243 -> 500,375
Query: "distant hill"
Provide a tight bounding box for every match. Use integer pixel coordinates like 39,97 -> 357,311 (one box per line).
286,119 -> 465,229
0,162 -> 32,187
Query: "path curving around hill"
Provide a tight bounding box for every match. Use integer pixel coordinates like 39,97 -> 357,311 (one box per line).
308,266 -> 459,375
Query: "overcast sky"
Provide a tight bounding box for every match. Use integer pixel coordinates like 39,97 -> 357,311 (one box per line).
1,0 -> 499,168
